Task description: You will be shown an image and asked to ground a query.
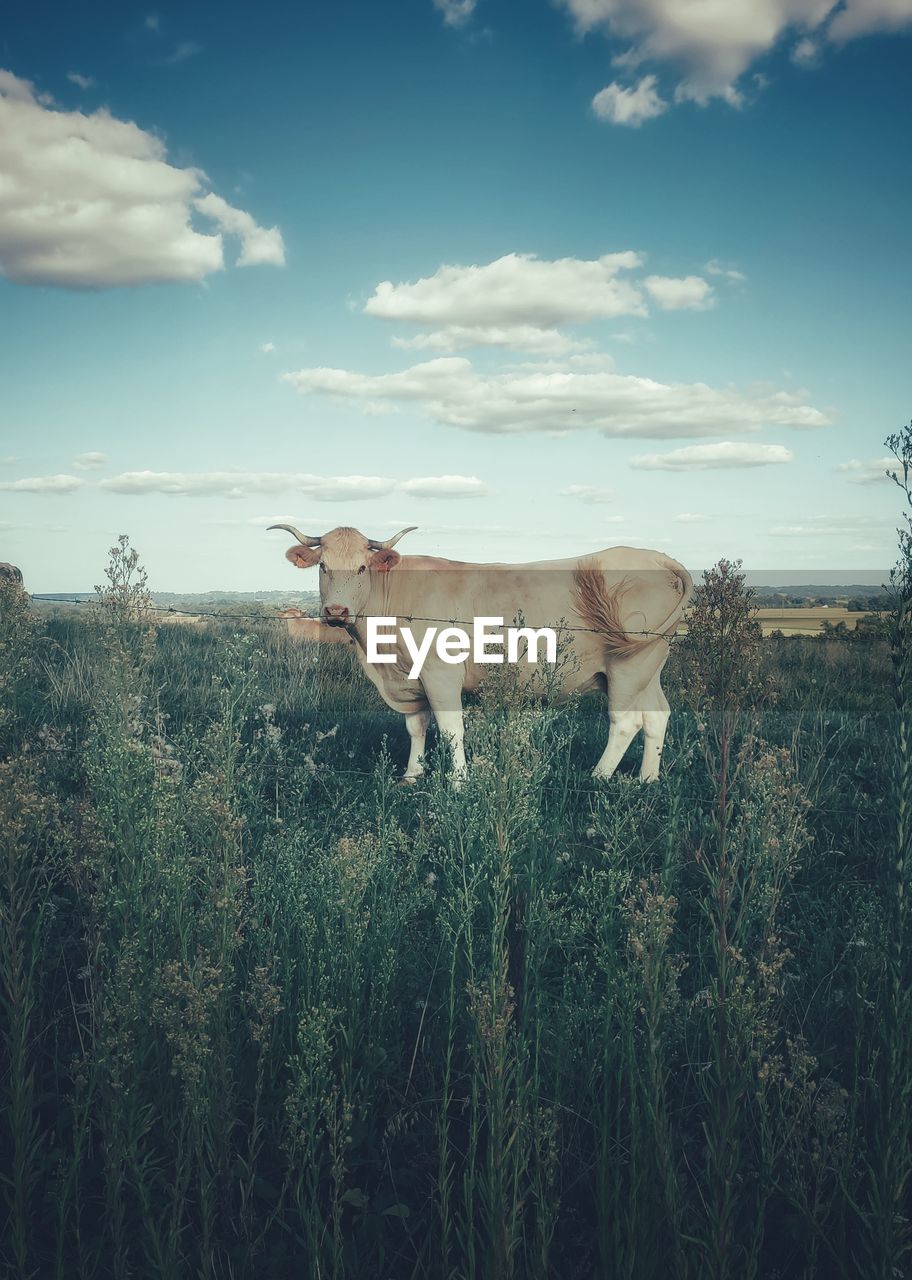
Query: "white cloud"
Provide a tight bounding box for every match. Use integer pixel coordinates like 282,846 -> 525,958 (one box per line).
705,259 -> 746,283
557,0 -> 912,106
828,0 -> 912,41
791,36 -> 820,64
399,475 -> 490,498
561,484 -> 616,503
98,470 -> 490,501
72,451 -> 108,471
770,514 -> 892,536
0,473 -> 84,492
66,72 -> 95,89
100,471 -> 395,500
630,442 -> 794,470
192,193 -> 285,268
260,341 -> 276,353
673,512 -> 708,522
433,0 -> 477,26
0,69 -> 285,287
283,356 -> 830,438
365,252 -> 647,350
365,252 -> 733,351
161,41 -> 202,66
644,274 -> 715,310
392,324 -> 585,355
836,456 -> 898,485
591,75 -> 668,125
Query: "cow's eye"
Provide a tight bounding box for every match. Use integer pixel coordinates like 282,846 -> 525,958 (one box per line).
319,561 -> 326,573
358,565 -> 366,575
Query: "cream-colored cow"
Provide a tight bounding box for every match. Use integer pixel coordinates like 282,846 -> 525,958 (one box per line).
271,525 -> 691,784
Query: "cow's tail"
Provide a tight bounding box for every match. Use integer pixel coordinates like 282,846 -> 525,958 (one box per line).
572,557 -> 693,659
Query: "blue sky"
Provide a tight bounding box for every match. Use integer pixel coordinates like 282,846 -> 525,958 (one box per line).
1,0 -> 908,592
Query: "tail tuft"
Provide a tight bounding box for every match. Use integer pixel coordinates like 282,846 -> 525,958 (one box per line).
572,564 -> 651,659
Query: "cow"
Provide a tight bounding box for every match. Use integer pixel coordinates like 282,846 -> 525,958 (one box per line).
269,524 -> 692,784
0,563 -> 23,589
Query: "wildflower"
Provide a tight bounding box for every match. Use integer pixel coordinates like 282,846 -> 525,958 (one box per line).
425,871 -> 437,886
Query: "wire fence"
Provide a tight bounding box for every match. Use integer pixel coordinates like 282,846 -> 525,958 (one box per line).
28,594 -> 682,639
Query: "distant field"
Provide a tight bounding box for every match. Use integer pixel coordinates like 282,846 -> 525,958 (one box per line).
753,606 -> 884,634
671,607 -> 886,636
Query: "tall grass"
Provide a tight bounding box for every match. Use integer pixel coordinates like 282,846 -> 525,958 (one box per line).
0,520 -> 907,1278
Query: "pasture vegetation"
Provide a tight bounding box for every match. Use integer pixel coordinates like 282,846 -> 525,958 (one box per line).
1,432 -> 910,1280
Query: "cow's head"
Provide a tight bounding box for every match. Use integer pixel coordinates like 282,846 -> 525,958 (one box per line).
268,525 -> 416,626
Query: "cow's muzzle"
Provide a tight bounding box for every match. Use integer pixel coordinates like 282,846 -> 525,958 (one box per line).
323,604 -> 350,625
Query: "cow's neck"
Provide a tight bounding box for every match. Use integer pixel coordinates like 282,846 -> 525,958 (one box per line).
347,572 -> 395,652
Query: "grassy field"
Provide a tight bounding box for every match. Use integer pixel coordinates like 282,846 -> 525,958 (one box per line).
1,556 -> 910,1280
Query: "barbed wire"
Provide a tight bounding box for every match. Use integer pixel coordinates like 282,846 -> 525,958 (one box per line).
28,594 -> 684,639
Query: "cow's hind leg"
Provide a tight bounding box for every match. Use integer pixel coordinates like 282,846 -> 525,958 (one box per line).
638,679 -> 670,783
402,709 -> 431,782
592,708 -> 642,781
593,646 -> 670,783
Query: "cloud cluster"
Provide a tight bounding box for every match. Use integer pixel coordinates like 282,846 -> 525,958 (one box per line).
629,442 -> 794,470
705,259 -> 747,283
591,75 -> 667,125
433,0 -> 477,26
644,274 -> 715,310
561,485 -> 616,504
364,252 -> 718,352
770,514 -> 892,537
837,456 -> 897,485
283,356 -> 830,438
0,473 -> 84,492
400,475 -> 489,498
72,452 -> 108,471
0,69 -> 284,287
562,0 -> 912,114
98,470 -> 488,500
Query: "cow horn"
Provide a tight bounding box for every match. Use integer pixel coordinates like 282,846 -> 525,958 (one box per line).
267,524 -> 322,546
368,526 -> 418,552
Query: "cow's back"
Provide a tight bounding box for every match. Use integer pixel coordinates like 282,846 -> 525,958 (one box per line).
365,546 -> 690,704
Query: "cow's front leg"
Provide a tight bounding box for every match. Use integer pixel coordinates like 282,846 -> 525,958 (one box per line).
433,708 -> 466,784
402,709 -> 431,782
421,672 -> 467,785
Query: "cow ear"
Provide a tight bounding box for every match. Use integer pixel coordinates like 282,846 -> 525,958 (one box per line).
369,548 -> 401,573
285,544 -> 322,569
